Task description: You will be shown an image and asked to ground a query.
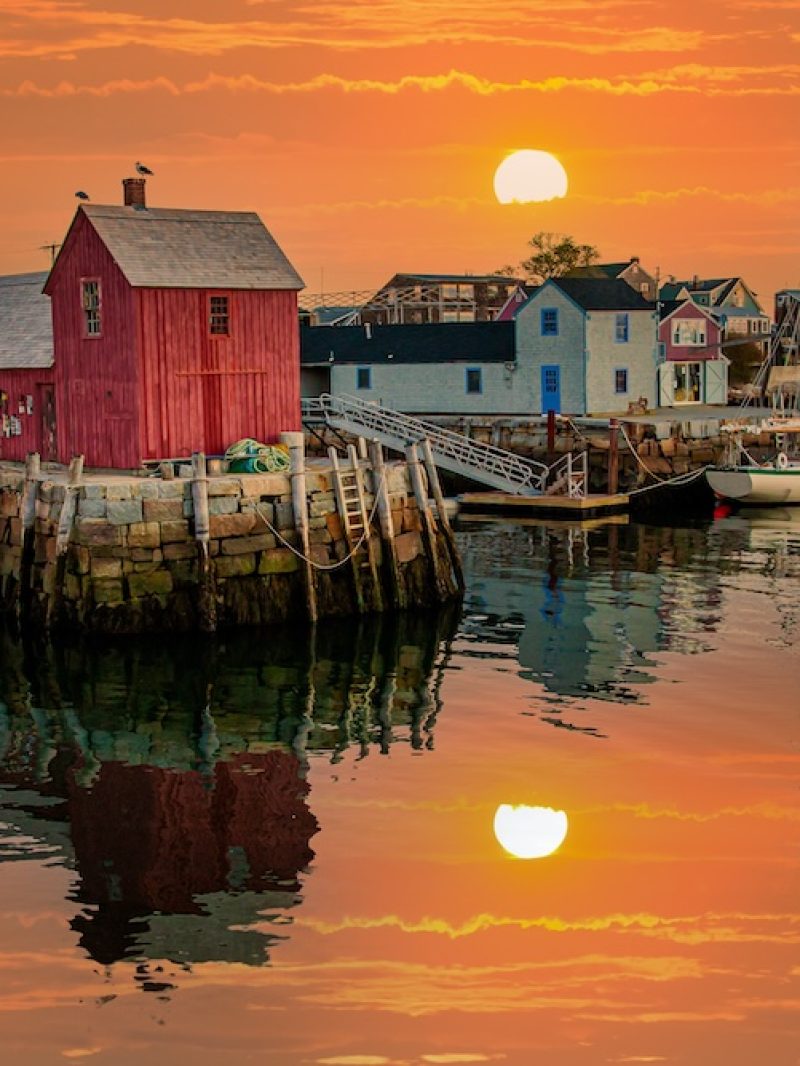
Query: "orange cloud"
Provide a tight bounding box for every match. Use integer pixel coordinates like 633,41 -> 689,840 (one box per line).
4,67 -> 799,99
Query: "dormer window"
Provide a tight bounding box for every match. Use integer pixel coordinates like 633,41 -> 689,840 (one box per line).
81,280 -> 101,337
209,295 -> 230,335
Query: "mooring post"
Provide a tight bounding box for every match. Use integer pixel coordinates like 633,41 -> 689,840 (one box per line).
191,451 -> 217,632
608,418 -> 619,495
282,431 -> 317,623
547,409 -> 556,456
405,441 -> 451,602
420,437 -> 464,593
55,455 -> 84,558
20,452 -> 41,603
368,439 -> 405,609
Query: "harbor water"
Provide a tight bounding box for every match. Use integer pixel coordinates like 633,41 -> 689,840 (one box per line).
1,510 -> 798,1065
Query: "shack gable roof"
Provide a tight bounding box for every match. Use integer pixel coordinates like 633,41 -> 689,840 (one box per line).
550,277 -> 654,311
0,271 -> 53,370
659,297 -> 718,325
47,205 -> 304,292
301,321 -> 515,365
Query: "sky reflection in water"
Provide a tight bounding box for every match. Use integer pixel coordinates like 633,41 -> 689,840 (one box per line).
0,513 -> 798,1065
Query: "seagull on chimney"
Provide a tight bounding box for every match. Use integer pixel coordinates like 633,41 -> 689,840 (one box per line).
135,161 -> 154,176
75,191 -> 90,200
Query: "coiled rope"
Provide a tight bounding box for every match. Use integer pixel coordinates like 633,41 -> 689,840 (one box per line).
225,438 -> 291,474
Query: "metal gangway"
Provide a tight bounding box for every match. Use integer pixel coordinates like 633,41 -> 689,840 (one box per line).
301,393 -> 551,496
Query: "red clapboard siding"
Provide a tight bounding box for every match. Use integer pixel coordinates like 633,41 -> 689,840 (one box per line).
659,302 -> 721,362
136,288 -> 301,460
0,369 -> 57,462
49,214 -> 140,469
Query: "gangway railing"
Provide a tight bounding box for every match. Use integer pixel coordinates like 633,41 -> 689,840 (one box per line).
302,394 -> 550,496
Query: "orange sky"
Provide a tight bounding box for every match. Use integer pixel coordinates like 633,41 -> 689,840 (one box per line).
1,0 -> 798,306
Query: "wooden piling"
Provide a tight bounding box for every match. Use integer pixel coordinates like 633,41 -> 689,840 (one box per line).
20,452 -> 41,606
368,439 -> 405,609
420,437 -> 464,594
283,431 -> 317,623
608,418 -> 619,495
49,454 -> 83,625
191,451 -> 217,632
405,441 -> 451,602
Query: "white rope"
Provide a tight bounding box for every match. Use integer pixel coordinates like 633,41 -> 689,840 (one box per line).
253,463 -> 387,572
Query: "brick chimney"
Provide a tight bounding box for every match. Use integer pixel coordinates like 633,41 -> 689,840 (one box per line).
122,177 -> 146,209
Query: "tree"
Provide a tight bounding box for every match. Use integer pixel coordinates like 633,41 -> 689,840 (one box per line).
518,232 -> 599,282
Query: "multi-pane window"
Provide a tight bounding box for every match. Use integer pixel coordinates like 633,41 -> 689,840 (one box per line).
672,320 -> 706,346
465,367 -> 483,394
81,280 -> 101,336
541,308 -> 559,336
209,295 -> 230,335
615,313 -> 629,343
356,366 -> 371,390
614,368 -> 628,394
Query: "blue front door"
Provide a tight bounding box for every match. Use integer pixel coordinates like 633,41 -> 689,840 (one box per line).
541,365 -> 561,414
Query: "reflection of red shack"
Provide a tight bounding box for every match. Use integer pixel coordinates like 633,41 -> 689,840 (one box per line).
67,751 -> 318,962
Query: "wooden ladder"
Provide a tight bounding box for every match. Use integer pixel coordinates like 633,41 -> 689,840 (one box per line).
328,444 -> 384,612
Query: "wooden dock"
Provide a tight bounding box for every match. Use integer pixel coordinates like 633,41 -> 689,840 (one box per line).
457,491 -> 629,516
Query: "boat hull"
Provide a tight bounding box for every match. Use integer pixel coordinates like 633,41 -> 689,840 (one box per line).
706,467 -> 800,504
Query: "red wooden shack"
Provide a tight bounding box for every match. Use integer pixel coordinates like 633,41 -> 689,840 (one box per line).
0,272 -> 57,462
44,179 -> 304,469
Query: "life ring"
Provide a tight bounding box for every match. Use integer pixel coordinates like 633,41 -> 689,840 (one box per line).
775,452 -> 789,470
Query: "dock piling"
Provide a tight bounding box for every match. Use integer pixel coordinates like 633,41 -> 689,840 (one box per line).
283,431 -> 318,623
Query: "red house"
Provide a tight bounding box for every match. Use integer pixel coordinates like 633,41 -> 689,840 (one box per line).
657,297 -> 727,404
0,272 -> 57,462
44,179 -> 305,469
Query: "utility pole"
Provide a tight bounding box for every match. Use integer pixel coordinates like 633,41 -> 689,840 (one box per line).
39,242 -> 61,265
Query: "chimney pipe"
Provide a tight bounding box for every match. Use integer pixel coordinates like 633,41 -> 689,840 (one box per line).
123,177 -> 146,209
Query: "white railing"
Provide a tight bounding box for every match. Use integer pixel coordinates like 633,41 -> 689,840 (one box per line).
545,450 -> 588,499
302,394 -> 550,496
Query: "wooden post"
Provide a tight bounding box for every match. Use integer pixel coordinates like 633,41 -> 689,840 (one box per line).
191,451 -> 217,632
55,455 -> 84,558
547,409 -> 556,455
420,437 -> 464,593
50,454 -> 84,625
608,418 -> 619,495
368,439 -> 405,609
283,431 -> 317,623
405,441 -> 451,602
20,452 -> 41,605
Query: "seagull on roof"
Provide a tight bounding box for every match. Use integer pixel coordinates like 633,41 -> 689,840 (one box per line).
75,190 -> 90,200
135,161 -> 154,176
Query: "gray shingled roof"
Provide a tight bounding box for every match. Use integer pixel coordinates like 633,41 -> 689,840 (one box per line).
68,205 -> 304,291
0,272 -> 53,369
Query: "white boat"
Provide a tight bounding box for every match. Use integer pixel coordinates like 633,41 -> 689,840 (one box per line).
706,460 -> 800,505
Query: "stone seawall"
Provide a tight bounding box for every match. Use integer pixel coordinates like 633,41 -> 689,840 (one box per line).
0,453 -> 461,634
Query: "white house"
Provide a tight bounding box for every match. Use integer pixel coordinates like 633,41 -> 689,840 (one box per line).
515,278 -> 659,415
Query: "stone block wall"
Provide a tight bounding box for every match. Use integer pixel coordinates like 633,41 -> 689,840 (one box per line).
0,458 -> 458,633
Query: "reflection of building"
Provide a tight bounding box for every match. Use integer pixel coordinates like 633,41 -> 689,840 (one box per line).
0,609 -> 456,971
457,521 -> 724,716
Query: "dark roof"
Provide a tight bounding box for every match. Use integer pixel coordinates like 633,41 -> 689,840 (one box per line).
659,282 -> 686,301
48,205 -> 304,291
387,273 -> 521,285
301,322 -> 515,366
658,299 -> 683,320
551,277 -> 654,311
566,261 -> 634,280
0,272 -> 53,370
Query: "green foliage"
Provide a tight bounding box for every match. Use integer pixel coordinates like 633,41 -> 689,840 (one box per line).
723,338 -> 766,387
519,232 -> 599,281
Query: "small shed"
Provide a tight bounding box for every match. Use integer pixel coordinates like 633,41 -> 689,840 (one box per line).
44,179 -> 305,469
0,272 -> 56,462
656,298 -> 728,405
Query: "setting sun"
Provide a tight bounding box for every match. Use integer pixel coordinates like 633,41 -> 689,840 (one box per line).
493,150 -> 569,205
493,804 -> 569,859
